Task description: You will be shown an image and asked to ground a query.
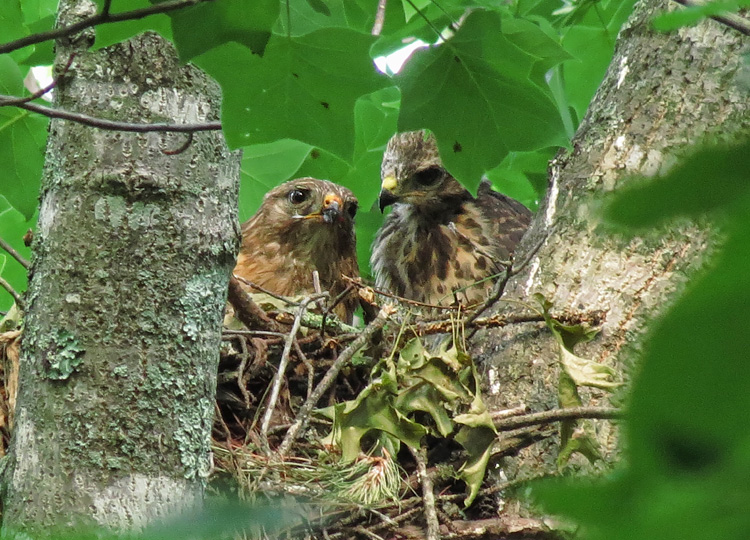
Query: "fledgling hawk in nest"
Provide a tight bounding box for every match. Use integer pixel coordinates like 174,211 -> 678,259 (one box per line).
234,178 -> 360,324
371,131 -> 532,307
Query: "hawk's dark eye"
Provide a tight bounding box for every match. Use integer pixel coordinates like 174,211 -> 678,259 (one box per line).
346,202 -> 358,219
288,189 -> 309,204
413,166 -> 443,186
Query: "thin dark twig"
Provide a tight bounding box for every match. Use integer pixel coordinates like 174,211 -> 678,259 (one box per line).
322,284 -> 355,334
277,304 -> 394,456
2,100 -> 222,133
0,54 -> 76,106
0,278 -> 25,312
101,0 -> 114,17
294,339 -> 314,399
402,0 -> 445,40
234,275 -> 301,306
162,132 -> 194,155
0,237 -> 29,270
671,0 -> 750,37
342,275 -> 459,311
0,0 -> 209,55
467,230 -> 549,326
493,406 -> 624,432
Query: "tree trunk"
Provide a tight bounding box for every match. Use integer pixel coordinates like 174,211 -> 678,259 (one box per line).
473,0 -> 750,517
1,1 -> 240,535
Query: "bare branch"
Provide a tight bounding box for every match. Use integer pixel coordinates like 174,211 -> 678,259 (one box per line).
493,406 -> 624,432
410,445 -> 440,540
0,99 -> 222,133
259,294 -> 327,454
0,237 -> 29,270
0,0 -> 210,55
0,277 -> 25,313
277,304 -> 394,456
227,276 -> 280,332
1,54 -> 76,107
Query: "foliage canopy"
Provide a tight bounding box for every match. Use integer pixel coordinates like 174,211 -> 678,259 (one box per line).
0,0 -> 637,311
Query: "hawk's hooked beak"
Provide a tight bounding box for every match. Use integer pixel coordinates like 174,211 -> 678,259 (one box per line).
321,193 -> 343,224
378,175 -> 399,212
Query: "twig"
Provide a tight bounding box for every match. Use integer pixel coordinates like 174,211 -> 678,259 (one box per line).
0,278 -> 25,312
0,0 -> 210,55
489,404 -> 529,420
0,237 -> 29,270
467,231 -> 549,325
162,132 -> 194,155
0,54 -> 76,106
493,406 -> 623,432
353,527 -> 385,540
233,275 -> 300,306
227,276 -> 280,332
294,339 -> 314,399
372,0 -> 387,35
342,275 -> 459,311
410,445 -> 440,540
277,304 -> 394,456
259,294 -> 326,454
671,0 -> 750,37
222,330 -> 287,338
0,100 -> 222,133
412,313 -> 545,336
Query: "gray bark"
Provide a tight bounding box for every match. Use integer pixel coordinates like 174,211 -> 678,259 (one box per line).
1,1 -> 240,535
473,0 -> 750,519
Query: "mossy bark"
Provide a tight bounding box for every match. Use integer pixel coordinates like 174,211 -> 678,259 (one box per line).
1,2 -> 240,535
472,0 -> 750,523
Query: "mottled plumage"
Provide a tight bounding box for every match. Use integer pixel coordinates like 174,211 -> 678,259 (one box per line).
234,178 -> 360,323
371,131 -> 531,306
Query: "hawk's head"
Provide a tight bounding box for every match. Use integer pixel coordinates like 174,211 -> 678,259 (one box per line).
236,177 -> 360,322
252,178 -> 359,246
378,130 -> 469,213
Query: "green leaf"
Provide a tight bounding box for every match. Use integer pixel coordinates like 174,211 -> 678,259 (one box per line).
276,0 -> 383,36
19,0 -> 57,24
604,141 -> 750,231
484,148 -> 554,209
395,9 -> 567,192
169,0 -> 279,60
238,139 -> 314,220
198,31 -> 388,160
559,0 -> 637,121
0,57 -> 48,220
304,0 -> 332,16
18,16 -> 55,65
324,383 -> 427,461
0,0 -> 29,62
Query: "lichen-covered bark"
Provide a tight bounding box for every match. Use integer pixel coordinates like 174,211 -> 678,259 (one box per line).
472,0 -> 750,520
2,2 -> 240,535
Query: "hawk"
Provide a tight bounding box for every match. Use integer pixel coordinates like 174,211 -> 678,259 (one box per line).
371,131 -> 532,307
234,178 -> 360,324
